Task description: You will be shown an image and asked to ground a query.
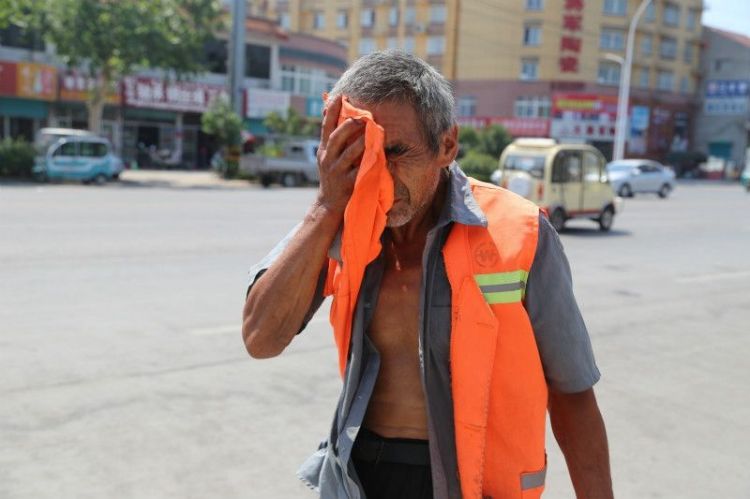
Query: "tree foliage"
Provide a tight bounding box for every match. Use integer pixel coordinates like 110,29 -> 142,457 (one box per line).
2,0 -> 225,133
264,108 -> 319,137
458,125 -> 512,181
201,95 -> 242,148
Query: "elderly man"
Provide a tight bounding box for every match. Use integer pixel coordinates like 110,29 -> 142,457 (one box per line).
242,51 -> 613,499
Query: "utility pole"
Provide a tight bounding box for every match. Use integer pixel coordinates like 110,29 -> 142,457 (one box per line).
613,0 -> 652,161
228,0 -> 247,117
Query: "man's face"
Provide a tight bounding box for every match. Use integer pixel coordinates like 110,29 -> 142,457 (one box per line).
358,99 -> 456,228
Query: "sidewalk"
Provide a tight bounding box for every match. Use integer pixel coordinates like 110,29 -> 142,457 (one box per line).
119,169 -> 252,189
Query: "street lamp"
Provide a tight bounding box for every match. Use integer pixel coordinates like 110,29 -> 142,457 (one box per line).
612,0 -> 653,161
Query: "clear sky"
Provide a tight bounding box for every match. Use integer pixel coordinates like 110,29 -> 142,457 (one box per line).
702,0 -> 750,38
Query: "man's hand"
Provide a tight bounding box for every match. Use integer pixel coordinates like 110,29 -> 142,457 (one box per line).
316,94 -> 366,218
549,388 -> 614,499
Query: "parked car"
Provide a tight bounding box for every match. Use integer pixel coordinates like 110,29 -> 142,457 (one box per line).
741,165 -> 750,192
606,159 -> 676,198
35,127 -> 95,152
240,139 -> 319,187
33,135 -> 124,184
492,138 -> 619,232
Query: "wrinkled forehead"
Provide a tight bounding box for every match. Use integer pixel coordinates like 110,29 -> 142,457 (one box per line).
348,97 -> 424,148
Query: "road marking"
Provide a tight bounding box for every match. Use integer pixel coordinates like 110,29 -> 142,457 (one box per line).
189,314 -> 330,336
676,270 -> 750,284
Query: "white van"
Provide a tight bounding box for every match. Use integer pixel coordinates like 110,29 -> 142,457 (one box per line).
493,138 -> 620,232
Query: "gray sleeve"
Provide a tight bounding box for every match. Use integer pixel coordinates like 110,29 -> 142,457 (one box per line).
246,222 -> 328,334
524,214 -> 601,393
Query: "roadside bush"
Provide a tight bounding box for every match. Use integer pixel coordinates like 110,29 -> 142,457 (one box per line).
459,151 -> 498,182
0,138 -> 35,178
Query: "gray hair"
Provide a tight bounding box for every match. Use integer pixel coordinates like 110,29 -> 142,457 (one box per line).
329,50 -> 455,155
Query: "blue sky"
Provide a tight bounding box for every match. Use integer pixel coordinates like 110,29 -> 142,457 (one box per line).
702,0 -> 750,37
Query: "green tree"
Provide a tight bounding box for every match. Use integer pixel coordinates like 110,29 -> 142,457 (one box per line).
477,124 -> 512,159
458,126 -> 480,151
263,108 -> 320,137
3,0 -> 224,134
201,95 -> 242,178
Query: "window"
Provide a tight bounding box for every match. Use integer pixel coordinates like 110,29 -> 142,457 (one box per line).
553,152 -> 582,183
203,38 -> 228,74
361,9 -> 375,28
679,76 -> 690,94
313,11 -> 325,29
597,62 -> 621,85
389,7 -> 399,27
520,58 -> 539,80
245,44 -> 271,79
583,152 -> 603,182
405,7 -> 416,26
514,96 -> 551,118
337,10 -> 348,29
0,23 -> 45,51
603,0 -> 627,16
54,142 -> 78,157
280,64 -> 338,97
644,2 -> 656,22
430,5 -> 446,24
387,37 -> 399,50
657,70 -> 674,91
526,0 -> 543,11
458,96 -> 477,117
403,37 -> 415,53
683,42 -> 694,63
600,28 -> 625,50
687,9 -> 698,30
279,12 -> 290,29
660,37 -> 677,59
663,3 -> 680,27
640,35 -> 653,56
639,68 -> 650,88
359,37 -> 376,55
427,36 -> 445,55
80,142 -> 108,158
523,24 -> 542,46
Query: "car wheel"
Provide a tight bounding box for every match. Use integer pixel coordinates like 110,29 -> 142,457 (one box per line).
598,206 -> 615,232
93,173 -> 108,185
550,208 -> 566,233
260,174 -> 273,188
658,184 -> 671,198
281,172 -> 301,188
618,183 -> 633,197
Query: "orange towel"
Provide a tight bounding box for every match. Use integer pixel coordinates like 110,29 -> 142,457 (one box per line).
325,96 -> 394,376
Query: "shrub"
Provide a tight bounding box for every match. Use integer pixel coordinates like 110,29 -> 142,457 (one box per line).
0,138 -> 36,178
459,151 -> 498,182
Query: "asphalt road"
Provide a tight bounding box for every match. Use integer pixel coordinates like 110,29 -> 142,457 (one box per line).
1,179 -> 749,498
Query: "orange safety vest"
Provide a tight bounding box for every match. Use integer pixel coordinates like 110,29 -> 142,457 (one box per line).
325,99 -> 547,498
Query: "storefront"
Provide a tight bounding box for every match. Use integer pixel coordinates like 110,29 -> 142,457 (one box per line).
244,87 -> 291,135
121,76 -> 226,169
0,61 -> 56,141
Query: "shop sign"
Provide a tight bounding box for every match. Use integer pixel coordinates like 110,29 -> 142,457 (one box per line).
122,76 -> 225,113
552,93 -> 619,120
0,61 -> 18,96
455,117 -> 550,137
629,106 -> 650,154
550,120 -> 616,141
246,88 -> 291,118
16,62 -> 57,101
559,0 -> 584,73
60,71 -> 121,104
703,80 -> 749,116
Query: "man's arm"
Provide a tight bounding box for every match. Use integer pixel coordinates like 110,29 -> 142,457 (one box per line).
242,95 -> 365,358
549,388 -> 614,499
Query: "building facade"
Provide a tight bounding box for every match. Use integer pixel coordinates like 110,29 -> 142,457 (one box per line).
693,27 -> 750,171
0,15 -> 346,169
255,0 -> 703,160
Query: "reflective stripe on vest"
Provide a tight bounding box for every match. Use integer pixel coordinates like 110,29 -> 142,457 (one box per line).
474,270 -> 529,304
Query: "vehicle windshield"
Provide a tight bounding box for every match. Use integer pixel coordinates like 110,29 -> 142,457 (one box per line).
503,154 -> 546,178
607,163 -> 635,172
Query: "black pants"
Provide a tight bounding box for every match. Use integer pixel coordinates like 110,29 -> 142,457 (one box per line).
352,428 -> 433,499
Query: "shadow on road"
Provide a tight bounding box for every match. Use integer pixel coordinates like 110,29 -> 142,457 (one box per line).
559,227 -> 632,238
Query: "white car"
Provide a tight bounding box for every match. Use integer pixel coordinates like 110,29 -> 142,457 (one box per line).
606,159 -> 676,198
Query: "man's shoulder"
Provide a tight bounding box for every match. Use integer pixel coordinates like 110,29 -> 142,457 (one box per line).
467,177 -> 539,220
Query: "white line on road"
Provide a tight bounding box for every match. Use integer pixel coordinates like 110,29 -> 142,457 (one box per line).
676,270 -> 750,284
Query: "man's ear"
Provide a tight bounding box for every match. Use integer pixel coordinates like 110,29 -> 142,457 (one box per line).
440,125 -> 459,165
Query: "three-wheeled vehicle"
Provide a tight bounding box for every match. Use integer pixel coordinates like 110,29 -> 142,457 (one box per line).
34,135 -> 124,184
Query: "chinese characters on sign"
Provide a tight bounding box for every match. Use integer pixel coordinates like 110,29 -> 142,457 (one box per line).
455,117 -> 551,137
16,62 -> 57,100
122,77 -> 226,113
550,93 -> 619,141
60,71 -> 121,104
559,0 -> 583,74
703,80 -> 750,115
